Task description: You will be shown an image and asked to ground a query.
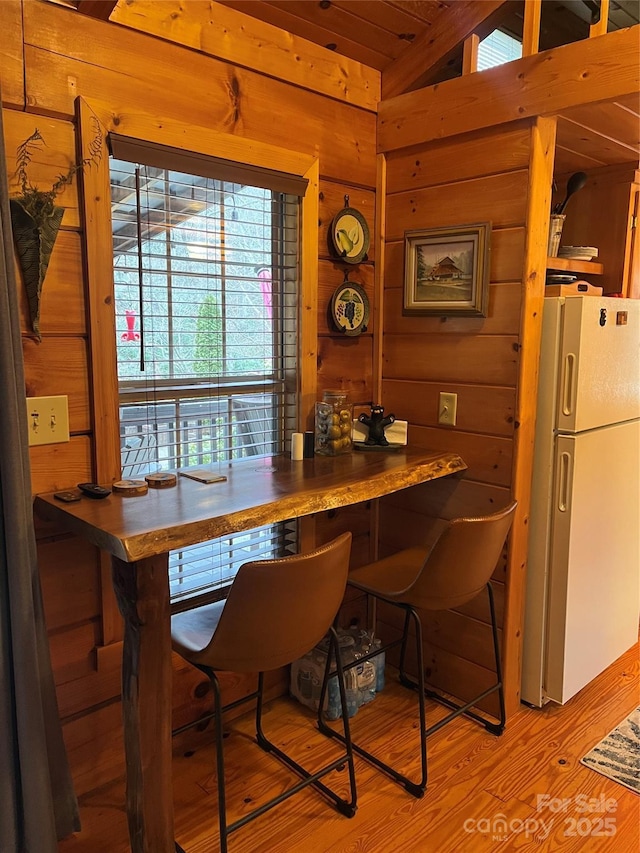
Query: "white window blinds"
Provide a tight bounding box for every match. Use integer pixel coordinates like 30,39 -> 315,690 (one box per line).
110,148 -> 300,605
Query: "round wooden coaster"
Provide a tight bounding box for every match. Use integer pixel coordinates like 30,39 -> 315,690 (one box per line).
145,472 -> 178,489
112,479 -> 149,496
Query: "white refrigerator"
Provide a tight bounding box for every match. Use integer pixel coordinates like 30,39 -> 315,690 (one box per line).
521,296 -> 640,707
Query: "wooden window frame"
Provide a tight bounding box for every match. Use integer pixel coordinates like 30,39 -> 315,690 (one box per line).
76,96 -> 319,650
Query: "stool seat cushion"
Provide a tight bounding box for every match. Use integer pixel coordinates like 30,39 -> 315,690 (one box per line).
348,547 -> 427,602
172,600 -> 226,658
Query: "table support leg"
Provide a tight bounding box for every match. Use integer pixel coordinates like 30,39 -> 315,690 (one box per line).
112,554 -> 176,853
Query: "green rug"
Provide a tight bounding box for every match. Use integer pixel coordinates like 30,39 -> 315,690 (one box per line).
580,708 -> 640,794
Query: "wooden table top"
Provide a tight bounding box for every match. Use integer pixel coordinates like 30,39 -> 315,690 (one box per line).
34,447 -> 466,563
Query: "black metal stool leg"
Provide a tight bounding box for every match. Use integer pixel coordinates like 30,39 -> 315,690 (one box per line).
397,608 -> 413,688
318,610 -> 426,798
252,630 -> 357,817
210,672 -> 229,853
401,583 -> 506,737
409,607 -> 428,795
486,581 -> 506,734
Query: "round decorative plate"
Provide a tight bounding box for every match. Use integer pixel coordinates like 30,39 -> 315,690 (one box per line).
330,207 -> 370,264
330,281 -> 370,336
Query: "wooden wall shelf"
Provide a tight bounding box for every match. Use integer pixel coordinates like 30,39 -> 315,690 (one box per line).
547,257 -> 604,275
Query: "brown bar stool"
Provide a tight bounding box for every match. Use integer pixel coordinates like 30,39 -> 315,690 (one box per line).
170,532 -> 357,853
318,502 -> 517,798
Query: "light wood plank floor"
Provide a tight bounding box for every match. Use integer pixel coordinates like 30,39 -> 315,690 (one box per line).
59,643 -> 639,852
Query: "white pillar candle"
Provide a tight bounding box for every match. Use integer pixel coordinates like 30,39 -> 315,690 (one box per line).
291,432 -> 304,461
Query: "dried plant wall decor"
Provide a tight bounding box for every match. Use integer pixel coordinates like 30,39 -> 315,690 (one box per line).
10,122 -> 102,340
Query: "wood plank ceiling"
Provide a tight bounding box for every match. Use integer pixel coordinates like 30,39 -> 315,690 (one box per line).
75,0 -> 639,170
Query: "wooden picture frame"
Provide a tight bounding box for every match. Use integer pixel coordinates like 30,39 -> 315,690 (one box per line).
403,222 -> 491,317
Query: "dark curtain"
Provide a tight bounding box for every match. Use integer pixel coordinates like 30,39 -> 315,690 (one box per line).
0,97 -> 80,849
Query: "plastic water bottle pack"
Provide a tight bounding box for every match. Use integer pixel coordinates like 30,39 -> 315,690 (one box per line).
290,626 -> 385,719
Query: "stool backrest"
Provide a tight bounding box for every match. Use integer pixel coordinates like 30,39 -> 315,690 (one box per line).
200,532 -> 352,672
407,502 -> 517,611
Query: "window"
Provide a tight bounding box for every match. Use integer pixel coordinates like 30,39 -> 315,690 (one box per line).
110,155 -> 300,605
477,29 -> 523,71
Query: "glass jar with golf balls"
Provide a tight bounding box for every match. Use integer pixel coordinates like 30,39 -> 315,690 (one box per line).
314,390 -> 353,456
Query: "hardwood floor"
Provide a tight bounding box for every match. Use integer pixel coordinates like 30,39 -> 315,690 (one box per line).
59,643 -> 639,852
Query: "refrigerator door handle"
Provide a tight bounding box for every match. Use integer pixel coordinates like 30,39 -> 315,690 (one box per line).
557,451 -> 572,512
562,353 -> 576,417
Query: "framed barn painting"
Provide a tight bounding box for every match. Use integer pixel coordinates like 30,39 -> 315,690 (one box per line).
403,222 -> 491,317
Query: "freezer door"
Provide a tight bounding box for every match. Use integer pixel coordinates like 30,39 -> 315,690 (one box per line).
544,420 -> 640,704
556,297 -> 640,433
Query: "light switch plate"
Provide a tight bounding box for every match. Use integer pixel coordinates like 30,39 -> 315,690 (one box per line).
438,392 -> 458,426
26,395 -> 70,446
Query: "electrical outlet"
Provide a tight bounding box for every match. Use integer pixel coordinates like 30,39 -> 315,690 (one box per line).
26,395 -> 70,446
438,392 -> 457,427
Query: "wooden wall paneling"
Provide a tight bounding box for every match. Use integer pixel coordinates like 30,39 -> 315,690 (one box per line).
385,124 -> 532,194
377,504 -> 447,552
76,99 -> 121,484
18,230 -> 86,335
23,4 -> 377,187
501,116 -> 557,716
317,259 -> 374,334
373,153 -> 386,404
378,26 -> 640,153
338,590 -> 368,630
379,598 -> 503,672
0,0 -> 25,107
384,227 -> 526,289
382,381 -> 516,437
319,180 -> 376,258
3,111 -> 80,228
62,700 -> 125,796
375,611 -> 501,717
316,333 -> 373,405
377,504 -> 508,586
56,662 -> 121,721
408,427 -> 514,488
383,281 -> 522,336
315,503 -> 373,541
49,619 -> 101,686
29,435 -> 93,495
380,114 -> 533,719
455,580 -> 505,626
385,171 -> 529,241
315,502 -> 373,576
299,158 -> 320,429
348,534 -> 374,570
38,537 -> 101,631
382,335 -> 519,386
111,0 -> 381,111
381,479 -> 512,524
23,336 -> 90,432
170,656 -> 234,733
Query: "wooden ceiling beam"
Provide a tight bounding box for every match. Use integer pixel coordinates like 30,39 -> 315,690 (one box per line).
378,24 -> 640,153
381,0 -> 509,98
74,0 -> 117,21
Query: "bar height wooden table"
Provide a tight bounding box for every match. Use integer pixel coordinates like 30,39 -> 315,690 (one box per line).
35,447 -> 466,853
